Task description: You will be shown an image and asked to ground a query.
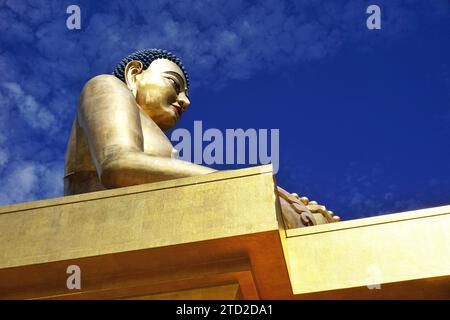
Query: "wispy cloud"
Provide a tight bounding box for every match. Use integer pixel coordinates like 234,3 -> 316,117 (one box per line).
0,161 -> 63,205
1,82 -> 56,130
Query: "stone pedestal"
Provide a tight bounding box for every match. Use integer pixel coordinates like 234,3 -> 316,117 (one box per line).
0,165 -> 449,299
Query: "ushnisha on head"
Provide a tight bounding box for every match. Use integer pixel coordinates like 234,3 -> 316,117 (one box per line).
113,49 -> 190,131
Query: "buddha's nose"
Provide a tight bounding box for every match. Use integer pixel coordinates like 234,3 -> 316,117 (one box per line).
177,93 -> 190,111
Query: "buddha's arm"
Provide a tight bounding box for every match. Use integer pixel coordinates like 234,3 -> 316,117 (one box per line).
78,75 -> 215,189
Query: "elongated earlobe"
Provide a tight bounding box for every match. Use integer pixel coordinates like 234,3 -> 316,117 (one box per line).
124,60 -> 143,96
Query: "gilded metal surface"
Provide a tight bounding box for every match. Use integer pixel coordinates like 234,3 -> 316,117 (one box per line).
0,166 -> 278,268
64,56 -> 329,229
0,166 -> 292,299
285,205 -> 450,297
126,283 -> 241,300
65,59 -> 213,195
0,166 -> 448,299
290,193 -> 340,223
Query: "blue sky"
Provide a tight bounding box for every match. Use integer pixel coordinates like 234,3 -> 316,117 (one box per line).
0,0 -> 449,220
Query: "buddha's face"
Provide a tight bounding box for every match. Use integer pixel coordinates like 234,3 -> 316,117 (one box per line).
125,59 -> 189,131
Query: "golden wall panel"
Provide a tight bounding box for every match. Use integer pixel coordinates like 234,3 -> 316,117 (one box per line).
285,205 -> 450,296
0,165 -> 279,269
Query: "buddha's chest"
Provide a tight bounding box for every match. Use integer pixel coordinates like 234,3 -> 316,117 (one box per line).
69,112 -> 175,173
139,111 -> 175,158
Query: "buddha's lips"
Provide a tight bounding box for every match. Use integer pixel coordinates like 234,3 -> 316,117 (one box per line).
171,104 -> 183,117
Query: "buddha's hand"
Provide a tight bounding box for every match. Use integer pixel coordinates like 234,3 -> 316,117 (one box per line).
298,196 -> 341,223
277,186 -> 317,229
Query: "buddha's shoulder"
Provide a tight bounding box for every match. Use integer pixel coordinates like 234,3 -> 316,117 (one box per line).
81,74 -> 129,95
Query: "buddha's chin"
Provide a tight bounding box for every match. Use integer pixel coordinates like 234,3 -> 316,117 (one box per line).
145,106 -> 178,131
157,114 -> 178,132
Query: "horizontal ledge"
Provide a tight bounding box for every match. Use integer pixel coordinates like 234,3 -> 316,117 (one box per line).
286,205 -> 450,237
0,164 -> 274,215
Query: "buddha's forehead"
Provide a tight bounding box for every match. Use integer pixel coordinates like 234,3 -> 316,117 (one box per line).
147,59 -> 187,85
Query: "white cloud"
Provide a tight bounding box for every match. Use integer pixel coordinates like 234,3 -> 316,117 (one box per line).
1,82 -> 56,130
0,161 -> 63,205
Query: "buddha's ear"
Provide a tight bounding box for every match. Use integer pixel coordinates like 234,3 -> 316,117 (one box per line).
124,60 -> 143,95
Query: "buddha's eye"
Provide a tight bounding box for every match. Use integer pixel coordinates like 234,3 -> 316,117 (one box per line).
166,77 -> 181,93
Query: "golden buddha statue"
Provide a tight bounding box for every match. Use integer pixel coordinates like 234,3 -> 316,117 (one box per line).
64,49 -> 339,228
